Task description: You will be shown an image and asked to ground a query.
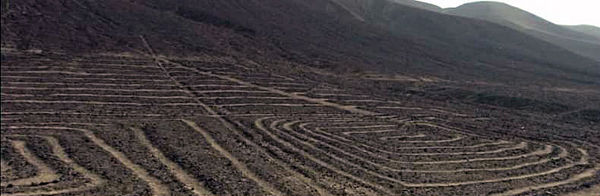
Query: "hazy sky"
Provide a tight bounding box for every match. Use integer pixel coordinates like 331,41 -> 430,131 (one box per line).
419,0 -> 600,27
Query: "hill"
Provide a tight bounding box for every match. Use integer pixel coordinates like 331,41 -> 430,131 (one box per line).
563,24 -> 600,39
3,0 -> 600,87
443,1 -> 600,62
392,0 -> 442,12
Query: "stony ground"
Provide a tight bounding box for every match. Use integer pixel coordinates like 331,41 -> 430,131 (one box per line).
1,48 -> 599,196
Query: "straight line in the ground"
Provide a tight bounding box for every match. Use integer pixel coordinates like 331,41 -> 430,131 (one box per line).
139,35 -> 287,196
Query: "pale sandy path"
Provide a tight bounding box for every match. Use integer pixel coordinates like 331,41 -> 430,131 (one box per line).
253,117 -> 394,195
3,93 -> 192,100
2,86 -> 184,92
2,100 -> 198,106
140,37 -> 288,196
182,120 -> 285,196
274,118 -> 591,188
296,122 -> 564,171
2,75 -> 172,82
289,120 -> 559,173
322,125 -> 397,129
0,136 -> 104,196
4,126 -> 170,196
166,64 -> 379,115
380,135 -> 464,143
3,82 -> 177,87
1,140 -> 59,187
1,70 -> 167,77
131,127 -> 214,196
218,103 -> 322,107
491,149 -> 598,196
563,184 -> 600,196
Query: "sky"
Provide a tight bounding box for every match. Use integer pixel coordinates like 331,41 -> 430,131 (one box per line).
418,0 -> 600,27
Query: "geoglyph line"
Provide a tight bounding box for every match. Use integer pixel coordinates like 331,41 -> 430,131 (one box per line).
376,106 -> 423,110
1,76 -> 172,82
393,144 -> 554,164
342,129 -> 409,135
490,149 -> 599,196
0,140 -> 60,187
1,71 -> 168,78
160,64 -> 379,115
218,103 -> 323,107
197,96 -> 292,100
270,118 -> 589,187
1,93 -> 34,97
2,82 -> 177,87
379,135 -> 464,143
194,90 -> 274,94
182,120 -> 285,196
0,136 -> 104,196
363,140 -> 511,150
310,93 -> 371,97
147,42 -> 594,193
253,117 -> 394,194
344,100 -> 403,104
4,126 -> 170,196
292,121 -> 568,172
1,123 -> 110,126
322,125 -> 397,129
139,37 -> 288,196
131,127 -> 214,196
3,93 -> 192,100
2,100 -> 199,106
376,134 -> 427,139
2,86 -> 185,92
563,184 -> 600,196
415,148 -> 592,188
44,94 -> 192,99
8,63 -> 161,69
428,109 -> 468,117
395,142 -> 528,156
185,84 -> 248,88
1,67 -> 162,73
0,112 -> 167,117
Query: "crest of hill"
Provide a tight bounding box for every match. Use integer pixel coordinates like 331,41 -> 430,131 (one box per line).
442,1 -> 600,62
392,0 -> 442,12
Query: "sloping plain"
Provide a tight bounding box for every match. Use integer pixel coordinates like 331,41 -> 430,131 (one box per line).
1,0 -> 599,195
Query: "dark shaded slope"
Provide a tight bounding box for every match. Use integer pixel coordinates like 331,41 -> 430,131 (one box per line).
139,0 -> 600,86
564,25 -> 600,40
2,0 -> 599,87
443,1 -> 600,62
0,0 -> 279,57
335,0 -> 600,83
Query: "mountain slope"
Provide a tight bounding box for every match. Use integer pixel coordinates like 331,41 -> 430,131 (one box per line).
564,25 -> 600,39
392,0 -> 442,12
2,0 -> 599,87
327,0 -> 600,83
443,1 -> 600,62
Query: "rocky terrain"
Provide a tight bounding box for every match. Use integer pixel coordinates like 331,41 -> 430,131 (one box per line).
2,0 -> 599,195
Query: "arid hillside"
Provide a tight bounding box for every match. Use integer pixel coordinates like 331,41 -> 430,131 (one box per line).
443,1 -> 600,62
1,0 -> 599,195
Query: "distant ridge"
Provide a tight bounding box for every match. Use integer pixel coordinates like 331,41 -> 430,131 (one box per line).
392,0 -> 442,12
2,0 -> 599,86
563,25 -> 600,40
442,1 -> 600,62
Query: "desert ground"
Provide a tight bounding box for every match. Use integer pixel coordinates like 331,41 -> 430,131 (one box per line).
1,45 -> 599,196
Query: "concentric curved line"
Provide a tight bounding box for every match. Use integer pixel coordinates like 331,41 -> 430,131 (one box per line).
4,126 -> 170,196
